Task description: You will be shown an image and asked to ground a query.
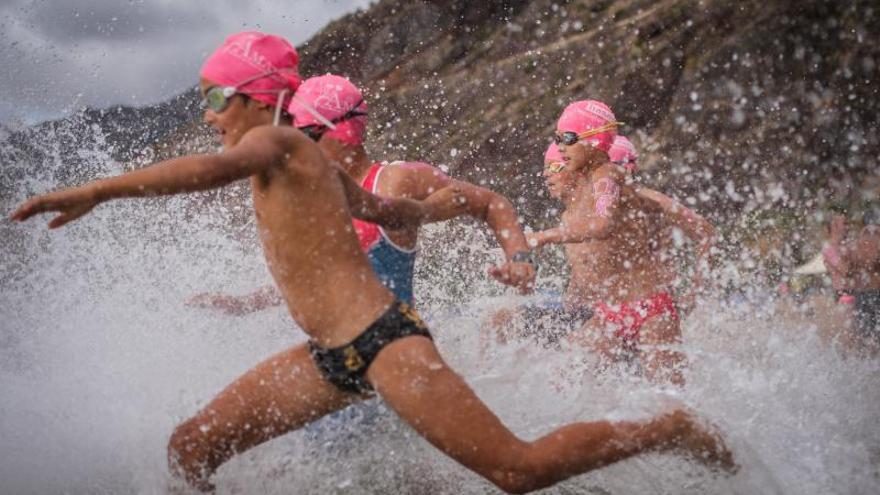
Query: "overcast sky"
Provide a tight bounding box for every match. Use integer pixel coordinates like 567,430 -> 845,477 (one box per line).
0,0 -> 372,124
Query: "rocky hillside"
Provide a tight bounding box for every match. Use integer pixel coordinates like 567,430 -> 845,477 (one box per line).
4,0 -> 878,277
299,0 -> 878,217
300,0 -> 880,277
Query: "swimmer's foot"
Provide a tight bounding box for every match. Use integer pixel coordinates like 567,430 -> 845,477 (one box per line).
167,467 -> 216,494
167,477 -> 215,494
663,409 -> 738,473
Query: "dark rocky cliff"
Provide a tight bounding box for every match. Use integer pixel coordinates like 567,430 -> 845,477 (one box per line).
298,0 -> 878,222
298,0 -> 880,277
4,0 -> 878,276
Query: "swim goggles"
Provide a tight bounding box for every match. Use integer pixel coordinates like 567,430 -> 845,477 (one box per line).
201,69 -> 317,127
553,122 -> 623,146
202,85 -> 240,113
201,70 -> 289,113
297,99 -> 368,142
545,160 -> 566,174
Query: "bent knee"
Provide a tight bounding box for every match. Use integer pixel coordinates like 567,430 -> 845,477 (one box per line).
484,454 -> 553,494
487,469 -> 543,494
167,419 -> 215,480
639,320 -> 681,345
489,423 -> 619,493
168,420 -> 200,458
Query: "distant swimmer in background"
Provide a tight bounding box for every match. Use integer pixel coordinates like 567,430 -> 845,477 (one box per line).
10,32 -> 734,493
811,213 -> 858,348
830,208 -> 880,353
523,101 -> 714,386
824,214 -> 855,306
188,74 -> 535,313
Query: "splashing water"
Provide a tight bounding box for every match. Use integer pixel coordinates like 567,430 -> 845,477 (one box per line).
1,123 -> 878,495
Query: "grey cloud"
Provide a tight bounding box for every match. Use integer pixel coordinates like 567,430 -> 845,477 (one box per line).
7,0 -> 220,42
0,0 -> 372,124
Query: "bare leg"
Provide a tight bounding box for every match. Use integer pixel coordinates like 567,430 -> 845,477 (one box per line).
567,317 -> 620,363
833,303 -> 861,354
367,336 -> 734,494
639,315 -> 686,386
167,343 -> 362,491
480,307 -> 515,358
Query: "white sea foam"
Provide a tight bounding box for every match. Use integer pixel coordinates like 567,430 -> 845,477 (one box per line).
1,125 -> 878,495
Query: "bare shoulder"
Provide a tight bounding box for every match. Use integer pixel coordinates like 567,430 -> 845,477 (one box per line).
592,162 -> 625,182
240,123 -> 295,148
236,125 -> 292,161
581,164 -> 622,196
636,186 -> 676,209
380,161 -> 451,199
250,125 -> 329,175
862,227 -> 880,249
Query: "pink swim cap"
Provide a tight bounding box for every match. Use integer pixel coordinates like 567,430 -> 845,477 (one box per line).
608,135 -> 639,172
200,31 -> 301,109
556,100 -> 619,153
544,143 -> 563,164
289,74 -> 368,146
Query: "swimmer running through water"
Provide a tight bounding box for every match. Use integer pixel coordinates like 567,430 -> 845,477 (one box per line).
10,32 -> 734,493
824,214 -> 855,305
491,139 -> 714,358
528,101 -> 702,385
189,74 -> 535,312
607,135 -> 716,315
829,209 -> 880,351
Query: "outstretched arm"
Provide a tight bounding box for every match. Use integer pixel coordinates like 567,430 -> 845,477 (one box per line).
529,168 -> 622,248
336,166 -> 439,230
384,165 -> 532,254
635,187 -> 716,312
678,210 -> 715,310
186,285 -> 284,316
635,187 -> 716,268
436,180 -> 531,257
841,226 -> 880,270
381,164 -> 535,292
447,181 -> 536,292
11,126 -> 287,228
824,215 -> 850,277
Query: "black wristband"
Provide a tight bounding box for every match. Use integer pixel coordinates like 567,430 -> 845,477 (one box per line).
511,251 -> 535,265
